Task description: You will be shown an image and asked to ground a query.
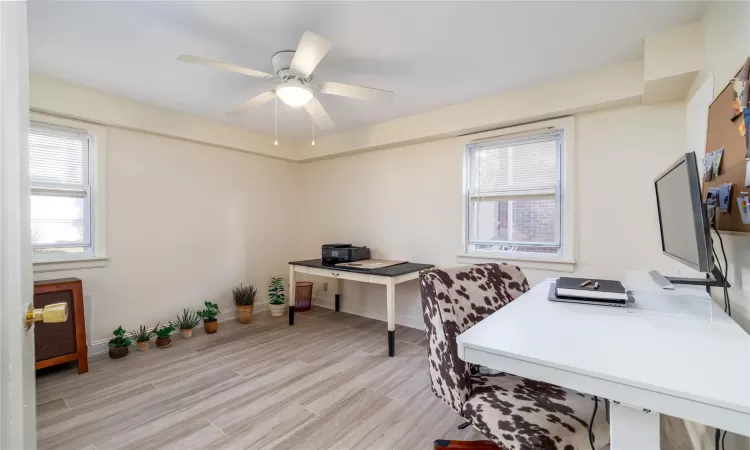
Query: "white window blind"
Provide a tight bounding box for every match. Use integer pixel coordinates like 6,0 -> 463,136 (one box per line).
30,125 -> 88,187
30,122 -> 92,255
469,132 -> 559,199
466,130 -> 563,255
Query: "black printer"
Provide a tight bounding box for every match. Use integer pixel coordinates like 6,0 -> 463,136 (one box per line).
322,244 -> 371,265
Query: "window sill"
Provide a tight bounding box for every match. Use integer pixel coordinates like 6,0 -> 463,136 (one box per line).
33,256 -> 109,273
456,252 -> 575,273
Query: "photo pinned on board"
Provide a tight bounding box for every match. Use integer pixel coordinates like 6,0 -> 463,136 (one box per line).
712,148 -> 723,178
737,192 -> 750,225
719,183 -> 732,213
706,187 -> 720,207
702,151 -> 715,182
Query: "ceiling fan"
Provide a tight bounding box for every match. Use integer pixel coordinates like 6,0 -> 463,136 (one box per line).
178,31 -> 394,132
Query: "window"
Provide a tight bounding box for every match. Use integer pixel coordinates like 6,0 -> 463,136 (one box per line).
464,123 -> 572,263
29,116 -> 105,264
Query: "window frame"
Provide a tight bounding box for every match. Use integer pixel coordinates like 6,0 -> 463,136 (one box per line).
31,112 -> 108,272
459,117 -> 576,272
467,130 -> 563,250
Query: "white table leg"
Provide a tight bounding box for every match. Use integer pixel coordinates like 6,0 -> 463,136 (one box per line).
386,278 -> 396,357
288,265 -> 296,326
610,401 -> 659,450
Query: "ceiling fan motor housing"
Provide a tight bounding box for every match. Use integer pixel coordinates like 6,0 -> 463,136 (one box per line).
271,50 -> 306,82
177,31 -> 392,130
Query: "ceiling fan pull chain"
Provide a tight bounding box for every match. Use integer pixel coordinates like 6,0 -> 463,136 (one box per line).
312,100 -> 316,146
274,95 -> 279,146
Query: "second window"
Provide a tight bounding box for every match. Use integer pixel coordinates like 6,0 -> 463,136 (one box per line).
466,129 -> 563,255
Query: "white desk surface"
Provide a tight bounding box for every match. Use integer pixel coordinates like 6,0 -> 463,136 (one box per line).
456,275 -> 750,416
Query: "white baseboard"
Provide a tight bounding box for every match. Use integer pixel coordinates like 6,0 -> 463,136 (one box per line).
88,303 -> 269,358
312,296 -> 424,330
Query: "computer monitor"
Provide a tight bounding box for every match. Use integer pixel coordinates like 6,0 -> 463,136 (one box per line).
653,152 -> 726,287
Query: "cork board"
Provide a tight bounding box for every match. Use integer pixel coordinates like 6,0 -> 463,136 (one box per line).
702,78 -> 750,233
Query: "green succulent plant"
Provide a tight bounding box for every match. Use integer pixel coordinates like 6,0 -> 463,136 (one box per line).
197,301 -> 220,322
131,324 -> 157,342
154,323 -> 176,339
233,284 -> 257,306
174,308 -> 200,330
109,326 -> 131,348
268,277 -> 285,305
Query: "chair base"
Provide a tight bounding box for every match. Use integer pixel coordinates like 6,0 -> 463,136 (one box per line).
433,439 -> 500,449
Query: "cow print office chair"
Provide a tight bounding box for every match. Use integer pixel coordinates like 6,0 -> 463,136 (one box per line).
420,263 -> 609,450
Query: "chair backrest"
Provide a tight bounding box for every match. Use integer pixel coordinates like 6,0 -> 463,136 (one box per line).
419,263 -> 529,413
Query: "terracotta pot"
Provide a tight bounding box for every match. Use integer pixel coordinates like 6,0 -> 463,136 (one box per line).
109,346 -> 129,359
179,328 -> 193,339
269,303 -> 285,317
135,341 -> 150,351
155,336 -> 171,348
204,319 -> 218,334
236,304 -> 254,324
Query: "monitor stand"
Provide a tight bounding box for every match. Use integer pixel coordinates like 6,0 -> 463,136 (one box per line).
649,267 -> 730,289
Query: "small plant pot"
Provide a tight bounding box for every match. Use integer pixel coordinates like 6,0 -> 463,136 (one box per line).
269,303 -> 285,317
236,304 -> 254,324
135,341 -> 150,351
204,319 -> 218,334
156,336 -> 172,348
179,328 -> 193,339
155,336 -> 171,348
109,346 -> 129,359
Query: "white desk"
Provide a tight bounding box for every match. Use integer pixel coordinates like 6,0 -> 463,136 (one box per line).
288,259 -> 433,356
456,275 -> 750,450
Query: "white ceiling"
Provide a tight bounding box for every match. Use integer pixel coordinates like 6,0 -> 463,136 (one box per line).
28,1 -> 701,139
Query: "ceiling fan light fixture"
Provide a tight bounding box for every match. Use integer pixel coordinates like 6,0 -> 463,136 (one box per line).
276,80 -> 313,108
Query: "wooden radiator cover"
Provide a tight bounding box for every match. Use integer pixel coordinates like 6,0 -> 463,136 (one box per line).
34,278 -> 88,374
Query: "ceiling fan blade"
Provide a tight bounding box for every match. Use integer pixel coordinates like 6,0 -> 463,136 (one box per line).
227,91 -> 276,115
178,54 -> 274,79
304,97 -> 334,130
320,81 -> 394,102
290,31 -> 332,78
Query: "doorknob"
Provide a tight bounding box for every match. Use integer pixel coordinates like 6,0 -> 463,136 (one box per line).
25,302 -> 68,330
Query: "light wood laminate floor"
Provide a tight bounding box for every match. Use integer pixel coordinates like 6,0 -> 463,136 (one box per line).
37,307 -> 697,450
36,307 -> 484,450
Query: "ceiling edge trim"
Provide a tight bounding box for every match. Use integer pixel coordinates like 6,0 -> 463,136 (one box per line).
299,59 -> 646,161
29,74 -> 304,162
298,20 -> 705,162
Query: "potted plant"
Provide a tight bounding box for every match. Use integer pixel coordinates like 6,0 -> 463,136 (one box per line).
268,277 -> 286,317
108,326 -> 131,359
174,308 -> 200,339
197,301 -> 220,334
233,284 -> 257,324
154,323 -> 176,348
131,324 -> 156,351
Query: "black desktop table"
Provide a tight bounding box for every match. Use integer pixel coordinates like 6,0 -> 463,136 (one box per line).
288,259 -> 433,356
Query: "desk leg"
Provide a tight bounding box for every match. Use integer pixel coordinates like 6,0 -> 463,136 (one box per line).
610,402 -> 659,450
288,265 -> 295,326
334,276 -> 341,312
386,278 -> 396,357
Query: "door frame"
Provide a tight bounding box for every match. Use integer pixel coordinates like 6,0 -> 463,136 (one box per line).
0,1 -> 36,448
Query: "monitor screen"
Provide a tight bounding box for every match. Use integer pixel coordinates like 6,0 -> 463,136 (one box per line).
654,153 -> 712,272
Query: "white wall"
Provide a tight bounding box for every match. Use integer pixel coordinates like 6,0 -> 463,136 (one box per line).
681,3 -> 750,449
700,0 -> 750,333
34,126 -> 300,345
298,103 -> 690,327
703,1 -> 750,97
